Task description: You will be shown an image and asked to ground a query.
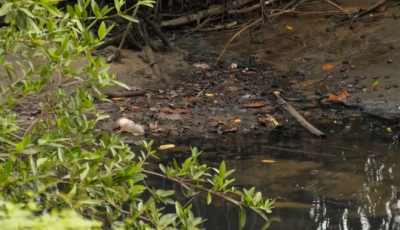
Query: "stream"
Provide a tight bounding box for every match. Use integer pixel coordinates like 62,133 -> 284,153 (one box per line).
141,116 -> 400,230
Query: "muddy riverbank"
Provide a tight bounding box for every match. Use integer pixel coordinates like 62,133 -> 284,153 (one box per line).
9,0 -> 400,139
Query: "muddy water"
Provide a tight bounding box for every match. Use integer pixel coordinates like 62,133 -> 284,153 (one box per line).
143,117 -> 400,230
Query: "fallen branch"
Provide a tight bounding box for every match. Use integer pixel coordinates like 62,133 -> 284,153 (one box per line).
143,46 -> 162,79
273,91 -> 326,138
160,0 -> 255,27
102,90 -> 147,98
354,0 -> 388,18
228,0 -> 278,14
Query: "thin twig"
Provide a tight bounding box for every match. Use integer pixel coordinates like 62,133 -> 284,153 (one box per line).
324,0 -> 351,18
196,83 -> 209,98
142,169 -> 236,203
7,132 -> 23,140
262,146 -> 379,158
217,0 -> 303,62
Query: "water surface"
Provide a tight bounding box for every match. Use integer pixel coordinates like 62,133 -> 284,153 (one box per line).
144,117 -> 400,230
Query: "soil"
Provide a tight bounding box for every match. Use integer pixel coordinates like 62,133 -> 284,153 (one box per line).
6,0 -> 400,139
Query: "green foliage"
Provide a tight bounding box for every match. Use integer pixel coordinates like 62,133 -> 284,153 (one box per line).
0,0 -> 275,229
0,200 -> 102,230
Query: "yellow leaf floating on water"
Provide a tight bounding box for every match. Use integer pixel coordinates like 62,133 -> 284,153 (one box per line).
286,26 -> 293,30
205,93 -> 214,97
159,144 -> 175,150
261,160 -> 275,163
234,119 -> 241,123
387,127 -> 392,132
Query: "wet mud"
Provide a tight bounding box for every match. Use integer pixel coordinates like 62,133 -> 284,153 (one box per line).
6,0 -> 400,139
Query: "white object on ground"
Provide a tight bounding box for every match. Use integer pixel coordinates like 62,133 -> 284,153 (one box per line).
116,118 -> 145,136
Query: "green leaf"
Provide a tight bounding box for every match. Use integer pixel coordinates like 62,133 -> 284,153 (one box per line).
219,161 -> 226,179
181,157 -> 192,173
15,142 -> 24,153
20,8 -> 35,18
239,208 -> 246,230
42,4 -> 62,17
207,192 -> 212,204
138,1 -> 155,8
66,5 -> 75,17
114,0 -> 120,12
251,207 -> 269,221
92,3 -> 101,17
111,80 -> 130,90
371,81 -> 380,87
79,199 -> 103,205
36,157 -> 47,168
21,148 -> 40,155
98,21 -> 106,39
159,164 -> 167,174
0,3 -> 13,17
121,14 -> 139,23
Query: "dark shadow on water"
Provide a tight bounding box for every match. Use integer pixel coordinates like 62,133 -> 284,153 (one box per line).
143,116 -> 400,230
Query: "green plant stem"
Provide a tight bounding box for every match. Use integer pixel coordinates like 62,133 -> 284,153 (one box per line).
101,197 -> 157,226
142,169 -> 241,207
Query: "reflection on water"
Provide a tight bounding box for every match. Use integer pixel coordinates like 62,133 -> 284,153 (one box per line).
143,117 -> 400,230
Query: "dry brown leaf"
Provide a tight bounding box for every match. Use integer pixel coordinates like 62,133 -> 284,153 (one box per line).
226,86 -> 239,92
321,64 -> 338,71
159,144 -> 175,150
193,63 -> 210,69
377,5 -> 387,12
234,119 -> 241,123
206,93 -> 214,97
344,6 -> 360,15
244,103 -> 265,108
159,108 -> 192,114
373,86 -> 382,91
328,91 -> 351,101
131,106 -> 141,110
112,97 -> 124,101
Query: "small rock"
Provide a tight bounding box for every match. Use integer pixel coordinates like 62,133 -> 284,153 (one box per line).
356,97 -> 362,103
360,34 -> 366,38
379,94 -> 384,97
385,86 -> 391,89
347,83 -> 353,88
350,65 -> 356,69
354,76 -> 360,80
342,74 -> 348,79
361,75 -> 367,80
373,75 -> 379,79
387,59 -> 393,64
390,45 -> 395,49
384,75 -> 390,79
340,66 -> 346,72
393,84 -> 398,88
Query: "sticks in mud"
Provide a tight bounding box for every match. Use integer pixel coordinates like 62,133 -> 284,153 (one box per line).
217,0 -> 303,62
273,91 -> 326,138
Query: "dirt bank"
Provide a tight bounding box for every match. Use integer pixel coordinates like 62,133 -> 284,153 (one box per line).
8,0 -> 400,139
